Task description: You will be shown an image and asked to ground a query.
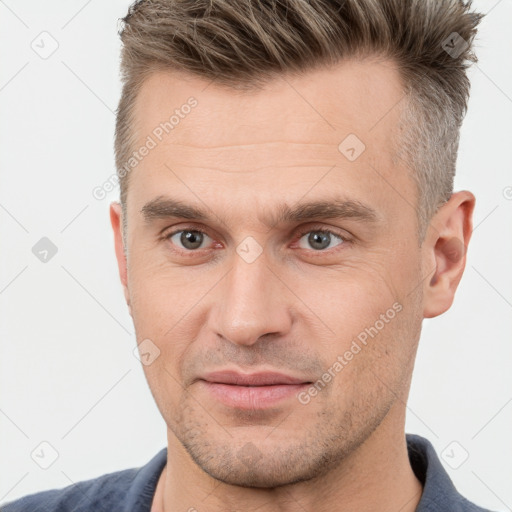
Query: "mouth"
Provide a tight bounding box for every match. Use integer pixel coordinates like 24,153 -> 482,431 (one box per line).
197,370 -> 313,409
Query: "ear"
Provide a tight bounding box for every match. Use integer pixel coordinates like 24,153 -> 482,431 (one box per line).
110,201 -> 131,316
422,191 -> 475,319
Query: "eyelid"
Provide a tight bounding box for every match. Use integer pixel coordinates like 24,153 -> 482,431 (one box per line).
294,223 -> 352,241
160,221 -> 211,237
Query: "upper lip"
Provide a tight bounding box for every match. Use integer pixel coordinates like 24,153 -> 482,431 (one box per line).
200,370 -> 310,386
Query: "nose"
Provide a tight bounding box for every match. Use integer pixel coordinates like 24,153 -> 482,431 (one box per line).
209,246 -> 293,347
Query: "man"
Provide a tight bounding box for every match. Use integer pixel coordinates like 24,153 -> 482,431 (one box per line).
2,0 -> 495,511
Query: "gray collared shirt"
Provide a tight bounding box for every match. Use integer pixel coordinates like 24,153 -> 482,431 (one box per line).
0,434 -> 496,511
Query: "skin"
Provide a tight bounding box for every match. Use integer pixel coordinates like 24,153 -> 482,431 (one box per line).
110,57 -> 475,512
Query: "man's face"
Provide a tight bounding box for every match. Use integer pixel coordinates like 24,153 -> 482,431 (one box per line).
115,59 -> 427,487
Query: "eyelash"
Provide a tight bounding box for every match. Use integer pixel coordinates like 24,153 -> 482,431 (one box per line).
162,224 -> 351,255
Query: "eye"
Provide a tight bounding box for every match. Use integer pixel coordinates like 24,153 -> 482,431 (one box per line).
162,225 -> 349,255
296,228 -> 346,251
166,229 -> 214,251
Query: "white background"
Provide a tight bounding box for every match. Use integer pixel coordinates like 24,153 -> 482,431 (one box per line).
0,0 -> 511,509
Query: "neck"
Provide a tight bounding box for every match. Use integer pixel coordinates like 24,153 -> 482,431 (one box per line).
153,406 -> 423,512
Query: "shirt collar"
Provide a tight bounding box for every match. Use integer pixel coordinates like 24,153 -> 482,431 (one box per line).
407,434 -> 492,511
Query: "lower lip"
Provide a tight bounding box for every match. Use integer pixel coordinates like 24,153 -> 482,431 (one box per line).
200,381 -> 309,409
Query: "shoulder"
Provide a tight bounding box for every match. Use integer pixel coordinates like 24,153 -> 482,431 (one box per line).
0,467 -> 138,512
0,448 -> 167,512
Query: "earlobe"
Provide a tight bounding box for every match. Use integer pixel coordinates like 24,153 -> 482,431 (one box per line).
110,202 -> 131,314
422,191 -> 475,319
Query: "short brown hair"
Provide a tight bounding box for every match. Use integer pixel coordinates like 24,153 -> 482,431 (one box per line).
114,0 -> 483,241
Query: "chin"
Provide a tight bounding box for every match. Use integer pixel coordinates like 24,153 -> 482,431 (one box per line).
197,454 -> 323,489
179,434 -> 344,489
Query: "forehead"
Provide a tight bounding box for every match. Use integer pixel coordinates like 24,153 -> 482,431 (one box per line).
127,59 -> 416,229
133,58 -> 404,145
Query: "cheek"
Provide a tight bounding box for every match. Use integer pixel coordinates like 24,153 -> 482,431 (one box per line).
291,251 -> 420,386
127,250 -> 211,325
127,257 -> 225,375
288,254 -> 407,334
312,298 -> 418,415
140,360 -> 185,425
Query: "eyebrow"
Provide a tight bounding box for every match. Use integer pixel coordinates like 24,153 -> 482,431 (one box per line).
141,195 -> 381,228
